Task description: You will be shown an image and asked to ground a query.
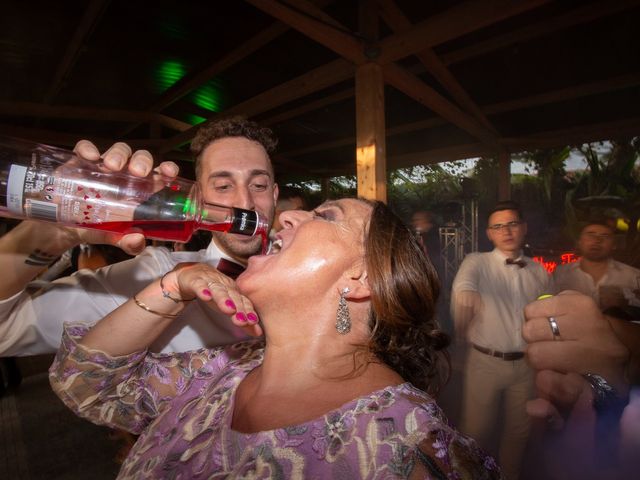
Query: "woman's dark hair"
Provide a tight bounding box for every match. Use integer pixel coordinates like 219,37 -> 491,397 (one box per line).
363,200 -> 450,395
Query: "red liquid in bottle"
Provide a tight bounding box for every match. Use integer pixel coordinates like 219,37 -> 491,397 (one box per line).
81,219 -> 233,242
81,220 -> 270,252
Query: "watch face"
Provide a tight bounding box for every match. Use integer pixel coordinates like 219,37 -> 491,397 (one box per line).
582,373 -> 625,413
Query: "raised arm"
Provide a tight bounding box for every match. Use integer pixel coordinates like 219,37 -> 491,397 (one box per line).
79,263 -> 262,356
0,141 -> 178,299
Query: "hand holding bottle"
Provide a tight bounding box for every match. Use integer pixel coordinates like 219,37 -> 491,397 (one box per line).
60,140 -> 181,254
0,139 -> 178,299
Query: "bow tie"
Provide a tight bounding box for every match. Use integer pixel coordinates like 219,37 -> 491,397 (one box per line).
216,258 -> 246,279
505,258 -> 526,268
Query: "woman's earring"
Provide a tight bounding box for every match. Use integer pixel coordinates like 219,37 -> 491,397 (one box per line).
335,287 -> 351,334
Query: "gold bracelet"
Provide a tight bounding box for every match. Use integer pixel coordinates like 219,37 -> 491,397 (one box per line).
132,295 -> 180,318
160,272 -> 196,303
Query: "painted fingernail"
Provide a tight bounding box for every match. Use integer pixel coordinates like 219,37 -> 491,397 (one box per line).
202,289 -> 212,297
236,312 -> 247,323
247,313 -> 258,324
225,299 -> 236,309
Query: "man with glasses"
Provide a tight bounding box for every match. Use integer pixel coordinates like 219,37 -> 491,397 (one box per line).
451,200 -> 550,480
554,220 -> 640,311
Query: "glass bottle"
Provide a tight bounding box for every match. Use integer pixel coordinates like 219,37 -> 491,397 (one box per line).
0,136 -> 269,248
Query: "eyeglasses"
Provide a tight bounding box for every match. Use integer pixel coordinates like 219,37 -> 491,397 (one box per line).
488,220 -> 522,231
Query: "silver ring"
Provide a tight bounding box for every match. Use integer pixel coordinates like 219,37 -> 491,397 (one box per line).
548,316 -> 560,340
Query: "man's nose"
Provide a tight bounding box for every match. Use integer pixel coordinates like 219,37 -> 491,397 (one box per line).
233,186 -> 255,211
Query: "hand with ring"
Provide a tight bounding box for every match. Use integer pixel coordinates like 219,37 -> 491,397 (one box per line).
162,263 -> 263,337
522,291 -> 630,428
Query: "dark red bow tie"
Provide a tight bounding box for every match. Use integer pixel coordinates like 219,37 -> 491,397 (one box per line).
216,258 -> 246,279
505,258 -> 526,268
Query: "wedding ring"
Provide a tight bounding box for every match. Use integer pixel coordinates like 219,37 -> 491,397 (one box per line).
548,316 -> 560,340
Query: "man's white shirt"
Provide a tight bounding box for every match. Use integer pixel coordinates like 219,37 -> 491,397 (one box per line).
452,249 -> 551,351
0,240 -> 249,356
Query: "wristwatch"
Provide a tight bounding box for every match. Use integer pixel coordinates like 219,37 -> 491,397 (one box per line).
581,373 -> 627,413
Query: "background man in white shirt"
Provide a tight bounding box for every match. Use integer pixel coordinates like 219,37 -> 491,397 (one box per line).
553,220 -> 640,310
451,200 -> 550,480
0,117 -> 279,356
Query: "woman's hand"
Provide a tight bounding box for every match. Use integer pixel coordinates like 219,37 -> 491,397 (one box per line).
163,263 -> 263,337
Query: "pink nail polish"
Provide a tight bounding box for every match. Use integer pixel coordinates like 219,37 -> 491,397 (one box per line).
202,289 -> 212,297
225,299 -> 236,309
247,313 -> 258,324
236,312 -> 247,323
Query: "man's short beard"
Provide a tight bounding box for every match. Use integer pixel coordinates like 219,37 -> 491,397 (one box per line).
213,231 -> 262,259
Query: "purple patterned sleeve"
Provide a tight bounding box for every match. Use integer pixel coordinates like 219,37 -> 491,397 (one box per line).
49,323 -> 222,434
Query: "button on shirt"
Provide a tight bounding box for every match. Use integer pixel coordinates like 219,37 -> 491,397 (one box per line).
0,240 -> 250,357
553,259 -> 640,307
452,249 -> 551,351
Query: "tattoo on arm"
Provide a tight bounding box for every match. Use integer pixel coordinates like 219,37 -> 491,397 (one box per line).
24,249 -> 59,267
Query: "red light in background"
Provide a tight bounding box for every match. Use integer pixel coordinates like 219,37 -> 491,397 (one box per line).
533,252 -> 579,274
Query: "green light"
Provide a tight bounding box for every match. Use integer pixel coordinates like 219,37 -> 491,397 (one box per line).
155,60 -> 187,94
186,114 -> 207,126
181,196 -> 194,216
190,80 -> 224,112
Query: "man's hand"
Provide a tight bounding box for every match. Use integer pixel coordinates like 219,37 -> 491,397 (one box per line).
523,291 -> 630,425
70,140 -> 180,255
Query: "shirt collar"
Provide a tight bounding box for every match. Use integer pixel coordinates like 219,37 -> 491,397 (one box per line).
491,248 -> 525,263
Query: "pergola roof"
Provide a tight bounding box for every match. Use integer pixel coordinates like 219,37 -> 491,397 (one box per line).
1,0 -> 639,183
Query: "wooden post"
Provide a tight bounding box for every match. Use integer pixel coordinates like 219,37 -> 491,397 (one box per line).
498,149 -> 511,200
320,177 -> 331,201
355,62 -> 387,202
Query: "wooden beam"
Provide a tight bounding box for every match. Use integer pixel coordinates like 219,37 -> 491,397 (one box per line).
0,124 -> 115,150
384,63 -> 499,146
484,73 -> 640,115
261,88 -> 354,126
247,0 -> 500,145
277,116 -> 640,181
44,0 -> 110,104
161,58 -> 354,152
278,72 -> 640,158
0,101 -> 190,131
376,0 -> 550,65
356,62 -> 387,201
376,0 -> 496,132
442,0 -> 640,66
245,0 -> 367,63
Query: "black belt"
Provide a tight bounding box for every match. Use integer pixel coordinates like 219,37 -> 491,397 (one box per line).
472,344 -> 524,361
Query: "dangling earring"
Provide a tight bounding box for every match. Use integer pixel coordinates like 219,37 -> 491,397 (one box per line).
335,287 -> 351,334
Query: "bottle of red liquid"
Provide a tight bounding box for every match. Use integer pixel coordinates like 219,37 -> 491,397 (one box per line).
0,136 -> 269,249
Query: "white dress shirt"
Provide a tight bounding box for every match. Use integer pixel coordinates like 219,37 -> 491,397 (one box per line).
0,240 -> 249,356
553,258 -> 640,307
452,249 -> 551,351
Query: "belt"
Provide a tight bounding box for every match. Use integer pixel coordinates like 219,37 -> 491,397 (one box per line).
472,344 -> 524,361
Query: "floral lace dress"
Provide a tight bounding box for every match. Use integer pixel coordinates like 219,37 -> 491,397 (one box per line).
49,325 -> 501,479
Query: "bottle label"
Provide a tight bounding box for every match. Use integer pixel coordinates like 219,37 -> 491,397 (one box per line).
7,164 -> 27,215
229,209 -> 258,235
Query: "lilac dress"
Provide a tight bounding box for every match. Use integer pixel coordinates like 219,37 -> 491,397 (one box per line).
50,325 -> 501,479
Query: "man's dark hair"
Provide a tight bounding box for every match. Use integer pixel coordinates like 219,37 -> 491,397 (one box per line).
488,200 -> 523,221
577,218 -> 616,236
190,116 -> 278,178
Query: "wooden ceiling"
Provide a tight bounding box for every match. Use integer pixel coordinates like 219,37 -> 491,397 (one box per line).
1,0 -> 639,182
